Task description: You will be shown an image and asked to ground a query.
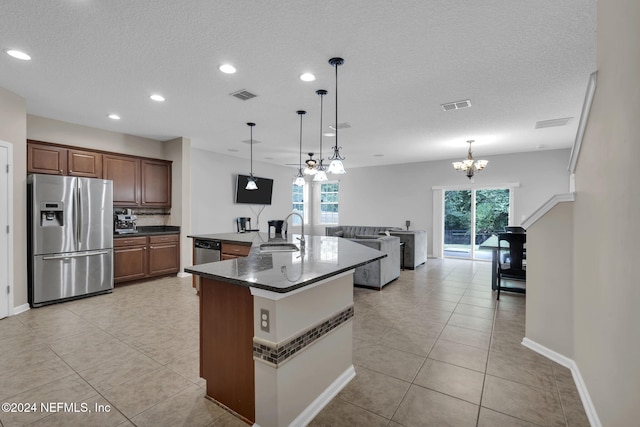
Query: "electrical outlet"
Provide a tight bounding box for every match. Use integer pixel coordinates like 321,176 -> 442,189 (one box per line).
260,309 -> 270,332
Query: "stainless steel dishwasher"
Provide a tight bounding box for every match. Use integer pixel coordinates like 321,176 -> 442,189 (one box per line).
194,239 -> 221,264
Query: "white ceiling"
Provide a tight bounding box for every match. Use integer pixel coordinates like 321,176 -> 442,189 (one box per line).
0,0 -> 596,169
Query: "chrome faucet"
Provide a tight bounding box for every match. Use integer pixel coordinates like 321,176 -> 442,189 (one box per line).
283,212 -> 305,249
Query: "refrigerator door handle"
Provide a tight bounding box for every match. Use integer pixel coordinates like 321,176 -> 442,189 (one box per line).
76,182 -> 82,245
43,250 -> 110,260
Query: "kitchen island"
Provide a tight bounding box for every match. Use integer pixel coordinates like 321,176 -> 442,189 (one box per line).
185,233 -> 384,427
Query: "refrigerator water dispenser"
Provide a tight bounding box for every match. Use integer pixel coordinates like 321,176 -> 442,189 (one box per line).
40,201 -> 64,227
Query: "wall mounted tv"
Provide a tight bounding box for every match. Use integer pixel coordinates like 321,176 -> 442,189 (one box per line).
235,174 -> 274,205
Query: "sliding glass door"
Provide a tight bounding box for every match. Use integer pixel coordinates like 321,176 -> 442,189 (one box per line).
444,188 -> 510,260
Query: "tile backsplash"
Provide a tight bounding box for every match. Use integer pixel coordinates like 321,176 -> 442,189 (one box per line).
113,208 -> 171,226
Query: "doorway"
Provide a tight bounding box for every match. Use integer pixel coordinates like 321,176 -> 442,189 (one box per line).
0,141 -> 12,318
443,188 -> 510,260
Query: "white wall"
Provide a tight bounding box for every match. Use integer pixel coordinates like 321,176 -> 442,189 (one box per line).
0,87 -> 27,308
165,137 -> 192,273
570,0 -> 640,424
27,115 -> 166,160
332,149 -> 570,254
526,202 -> 574,357
191,148 -> 299,235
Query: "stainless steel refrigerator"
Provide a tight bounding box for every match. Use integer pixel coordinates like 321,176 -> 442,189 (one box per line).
27,174 -> 114,307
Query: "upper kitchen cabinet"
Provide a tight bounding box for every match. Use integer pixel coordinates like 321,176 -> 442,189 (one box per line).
68,149 -> 102,178
141,159 -> 172,207
27,141 -> 68,175
28,141 -> 102,177
103,154 -> 141,207
27,140 -> 172,208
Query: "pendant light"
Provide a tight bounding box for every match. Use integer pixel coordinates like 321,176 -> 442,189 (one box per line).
313,89 -> 328,182
294,110 -> 306,186
245,122 -> 258,190
327,57 -> 346,174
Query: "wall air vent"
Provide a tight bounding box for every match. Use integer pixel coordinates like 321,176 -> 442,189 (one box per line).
328,122 -> 351,130
441,99 -> 472,111
535,117 -> 573,129
230,89 -> 258,101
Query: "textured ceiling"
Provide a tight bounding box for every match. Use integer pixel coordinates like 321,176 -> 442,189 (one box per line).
0,0 -> 596,168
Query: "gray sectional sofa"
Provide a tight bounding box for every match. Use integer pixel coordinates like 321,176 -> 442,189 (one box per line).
326,226 -> 403,289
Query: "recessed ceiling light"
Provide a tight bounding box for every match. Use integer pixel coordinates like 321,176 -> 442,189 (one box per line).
323,132 -> 336,137
107,114 -> 121,120
5,49 -> 31,60
300,73 -> 316,82
150,94 -> 165,102
219,64 -> 236,74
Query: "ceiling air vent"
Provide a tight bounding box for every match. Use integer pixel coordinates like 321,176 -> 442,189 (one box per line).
241,139 -> 262,144
329,122 -> 351,130
230,89 -> 258,101
441,99 -> 472,111
535,117 -> 573,129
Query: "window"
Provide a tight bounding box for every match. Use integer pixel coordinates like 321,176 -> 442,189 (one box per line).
292,184 -> 304,225
320,182 -> 339,224
443,188 -> 510,260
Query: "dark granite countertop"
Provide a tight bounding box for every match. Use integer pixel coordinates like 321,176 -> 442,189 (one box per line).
187,231 -> 261,245
184,233 -> 385,294
115,225 -> 180,237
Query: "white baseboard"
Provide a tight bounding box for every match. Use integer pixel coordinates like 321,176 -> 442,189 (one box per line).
288,364 -> 356,427
522,337 -> 601,427
12,303 -> 30,315
177,272 -> 191,278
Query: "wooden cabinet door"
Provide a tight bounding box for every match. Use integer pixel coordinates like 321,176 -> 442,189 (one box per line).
114,237 -> 148,283
68,149 -> 102,178
27,142 -> 67,175
141,160 -> 172,207
148,234 -> 180,276
104,154 -> 140,207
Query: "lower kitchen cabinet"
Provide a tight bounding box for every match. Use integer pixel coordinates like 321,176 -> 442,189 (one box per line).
148,234 -> 180,276
114,234 -> 179,283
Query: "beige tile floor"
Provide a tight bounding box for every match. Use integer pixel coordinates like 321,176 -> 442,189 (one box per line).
0,259 -> 589,427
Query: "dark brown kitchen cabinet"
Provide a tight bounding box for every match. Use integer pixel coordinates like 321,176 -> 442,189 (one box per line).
68,149 -> 102,178
148,234 -> 180,276
103,154 -> 141,207
141,159 -> 172,207
27,140 -> 172,209
114,234 -> 180,284
114,236 -> 148,283
27,142 -> 67,175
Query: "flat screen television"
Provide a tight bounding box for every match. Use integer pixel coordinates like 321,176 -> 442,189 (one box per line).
235,174 -> 274,205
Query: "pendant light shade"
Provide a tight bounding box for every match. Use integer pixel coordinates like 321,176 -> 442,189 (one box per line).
313,90 -> 329,182
294,110 -> 306,186
245,122 -> 258,190
303,153 -> 318,175
328,57 -> 346,174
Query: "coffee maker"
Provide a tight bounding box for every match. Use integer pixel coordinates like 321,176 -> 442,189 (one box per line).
115,214 -> 138,234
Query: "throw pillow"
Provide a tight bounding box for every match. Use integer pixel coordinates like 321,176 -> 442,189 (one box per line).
334,230 -> 344,237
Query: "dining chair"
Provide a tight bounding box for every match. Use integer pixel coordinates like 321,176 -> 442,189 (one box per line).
497,232 -> 526,300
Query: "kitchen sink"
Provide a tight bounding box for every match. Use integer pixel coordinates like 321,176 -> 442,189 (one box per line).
259,243 -> 299,252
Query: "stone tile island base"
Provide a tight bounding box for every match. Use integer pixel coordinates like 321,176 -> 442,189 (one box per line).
199,271 -> 356,427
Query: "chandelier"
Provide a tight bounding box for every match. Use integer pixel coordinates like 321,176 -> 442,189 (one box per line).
452,140 -> 488,179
